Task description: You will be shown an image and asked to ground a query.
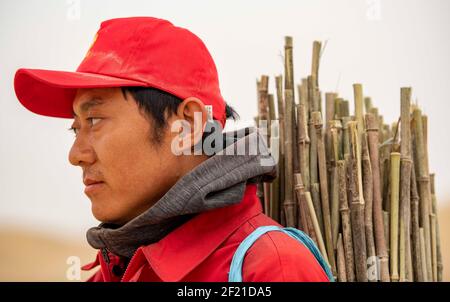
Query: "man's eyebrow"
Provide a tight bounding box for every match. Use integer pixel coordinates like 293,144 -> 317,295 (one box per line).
72,98 -> 104,117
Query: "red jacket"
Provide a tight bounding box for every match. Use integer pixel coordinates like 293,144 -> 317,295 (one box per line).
82,184 -> 329,282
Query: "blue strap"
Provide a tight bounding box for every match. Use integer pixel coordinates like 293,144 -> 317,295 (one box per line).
228,225 -> 335,282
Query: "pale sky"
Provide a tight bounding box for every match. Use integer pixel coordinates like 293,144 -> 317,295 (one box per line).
1,0 -> 449,240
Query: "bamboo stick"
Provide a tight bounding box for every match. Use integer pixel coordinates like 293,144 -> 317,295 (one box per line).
338,115 -> 356,282
263,93 -> 272,216
429,173 -> 437,282
268,94 -> 275,139
309,90 -> 324,236
336,121 -> 344,168
392,121 -> 400,152
369,107 -> 379,120
295,106 -> 308,230
284,37 -> 294,92
399,216 -> 406,282
338,160 -> 356,282
311,184 -> 323,238
326,93 -> 337,165
342,117 -> 351,158
294,173 -> 321,245
410,161 -> 424,281
330,125 -> 341,249
419,228 -> 428,282
348,121 -> 368,282
294,174 -> 313,236
389,152 -> 401,282
294,173 -> 311,231
326,94 -> 337,204
340,100 -> 350,119
353,84 -> 365,147
257,77 -> 269,211
305,191 -> 329,265
335,98 -> 343,120
381,128 -> 391,213
284,87 -> 296,227
430,205 -> 437,282
399,87 -> 413,281
412,108 -> 432,281
383,210 -> 390,259
311,80 -> 320,112
307,76 -> 314,114
318,92 -> 323,114
293,106 -> 300,177
312,111 -> 337,278
362,134 -> 377,281
337,234 -> 347,282
301,78 -> 310,121
283,37 -> 296,227
311,41 -> 321,89
275,75 -> 285,155
257,76 -> 269,121
298,102 -> 311,195
275,75 -> 286,223
268,94 -> 280,222
430,174 -> 443,282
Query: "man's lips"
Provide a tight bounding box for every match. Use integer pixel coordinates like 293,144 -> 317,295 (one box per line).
83,177 -> 103,186
83,178 -> 105,195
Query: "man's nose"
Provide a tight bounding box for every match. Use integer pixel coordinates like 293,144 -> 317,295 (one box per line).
68,135 -> 96,167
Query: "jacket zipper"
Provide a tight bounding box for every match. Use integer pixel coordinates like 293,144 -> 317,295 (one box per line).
101,248 -> 113,281
120,248 -> 140,282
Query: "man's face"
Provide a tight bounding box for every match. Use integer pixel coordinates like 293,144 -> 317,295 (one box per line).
68,88 -> 180,224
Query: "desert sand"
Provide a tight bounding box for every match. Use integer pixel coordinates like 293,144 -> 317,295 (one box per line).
1,204 -> 448,281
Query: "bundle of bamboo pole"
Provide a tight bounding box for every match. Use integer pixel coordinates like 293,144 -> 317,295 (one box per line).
255,37 -> 443,282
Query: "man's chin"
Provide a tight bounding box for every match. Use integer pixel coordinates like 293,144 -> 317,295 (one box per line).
91,203 -> 119,224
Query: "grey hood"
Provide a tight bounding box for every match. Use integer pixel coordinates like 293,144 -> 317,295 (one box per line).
86,127 -> 277,258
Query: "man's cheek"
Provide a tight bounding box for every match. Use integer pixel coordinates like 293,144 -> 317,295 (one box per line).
95,131 -> 133,168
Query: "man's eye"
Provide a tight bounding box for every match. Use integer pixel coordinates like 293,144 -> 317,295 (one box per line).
68,126 -> 78,136
68,118 -> 101,136
87,117 -> 102,127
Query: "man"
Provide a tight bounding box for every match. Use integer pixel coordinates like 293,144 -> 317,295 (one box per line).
14,17 -> 330,282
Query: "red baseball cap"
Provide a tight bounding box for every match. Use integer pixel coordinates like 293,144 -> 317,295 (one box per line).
14,17 -> 227,127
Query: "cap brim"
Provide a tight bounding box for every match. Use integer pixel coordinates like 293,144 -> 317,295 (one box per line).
14,68 -> 148,118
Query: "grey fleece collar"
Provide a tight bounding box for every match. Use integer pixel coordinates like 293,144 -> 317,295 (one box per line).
86,127 -> 276,258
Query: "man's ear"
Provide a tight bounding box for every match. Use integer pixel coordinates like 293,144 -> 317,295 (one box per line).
174,97 -> 207,148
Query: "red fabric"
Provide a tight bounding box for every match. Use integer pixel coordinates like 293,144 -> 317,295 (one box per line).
14,17 -> 226,127
82,184 -> 330,282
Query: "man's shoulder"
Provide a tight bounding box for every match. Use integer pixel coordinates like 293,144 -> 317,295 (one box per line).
230,213 -> 330,282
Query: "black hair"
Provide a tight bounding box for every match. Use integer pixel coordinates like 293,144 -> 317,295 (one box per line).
121,87 -> 239,144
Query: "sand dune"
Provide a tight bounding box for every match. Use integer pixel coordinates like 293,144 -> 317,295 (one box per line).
0,227 -> 97,281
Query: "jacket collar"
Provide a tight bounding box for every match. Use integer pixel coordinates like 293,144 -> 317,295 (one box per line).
140,183 -> 261,281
